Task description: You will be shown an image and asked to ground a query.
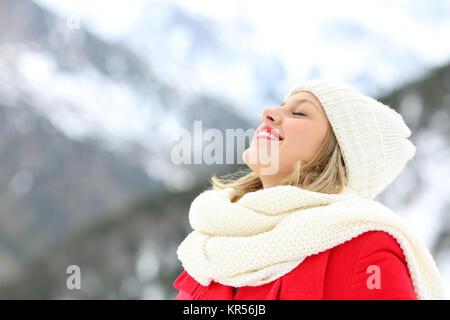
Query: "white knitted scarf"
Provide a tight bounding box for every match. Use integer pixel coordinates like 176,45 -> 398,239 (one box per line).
176,185 -> 447,299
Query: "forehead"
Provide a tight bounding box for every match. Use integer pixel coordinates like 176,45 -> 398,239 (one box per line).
287,90 -> 320,104
285,90 -> 324,113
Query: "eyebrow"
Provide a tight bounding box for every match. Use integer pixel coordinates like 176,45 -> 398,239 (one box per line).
280,98 -> 319,112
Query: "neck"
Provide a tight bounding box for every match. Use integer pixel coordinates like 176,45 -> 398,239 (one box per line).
259,174 -> 287,189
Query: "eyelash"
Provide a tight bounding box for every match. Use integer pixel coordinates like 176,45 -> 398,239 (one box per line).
292,112 -> 306,117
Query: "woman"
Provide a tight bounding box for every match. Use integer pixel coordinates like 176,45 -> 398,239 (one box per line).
173,79 -> 446,300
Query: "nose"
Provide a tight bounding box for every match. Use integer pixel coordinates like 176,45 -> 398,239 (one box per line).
262,108 -> 281,125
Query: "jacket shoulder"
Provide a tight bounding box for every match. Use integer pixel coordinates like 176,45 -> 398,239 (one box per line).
323,230 -> 417,299
173,270 -> 204,299
279,231 -> 393,300
330,230 -> 407,258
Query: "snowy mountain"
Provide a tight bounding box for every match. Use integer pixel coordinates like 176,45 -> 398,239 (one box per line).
0,0 -> 251,283
57,0 -> 450,120
1,0 -> 253,188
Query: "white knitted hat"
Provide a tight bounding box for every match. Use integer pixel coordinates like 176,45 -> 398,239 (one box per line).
285,79 -> 416,200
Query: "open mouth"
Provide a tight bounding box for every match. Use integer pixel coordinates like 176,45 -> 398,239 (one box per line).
255,126 -> 284,141
256,131 -> 282,141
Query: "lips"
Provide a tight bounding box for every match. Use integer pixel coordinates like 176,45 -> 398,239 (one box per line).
255,126 -> 284,141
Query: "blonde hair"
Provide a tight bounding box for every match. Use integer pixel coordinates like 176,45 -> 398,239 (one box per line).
210,91 -> 348,203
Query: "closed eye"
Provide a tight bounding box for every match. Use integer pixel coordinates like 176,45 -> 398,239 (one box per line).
292,112 -> 306,116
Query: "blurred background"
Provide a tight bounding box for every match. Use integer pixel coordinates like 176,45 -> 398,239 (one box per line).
0,0 -> 449,299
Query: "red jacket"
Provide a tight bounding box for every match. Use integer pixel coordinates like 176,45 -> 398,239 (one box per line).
173,230 -> 417,300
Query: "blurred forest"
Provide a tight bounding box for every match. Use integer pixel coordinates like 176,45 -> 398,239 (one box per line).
0,0 -> 449,299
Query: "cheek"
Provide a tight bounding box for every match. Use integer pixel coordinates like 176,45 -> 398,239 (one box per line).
282,119 -> 326,160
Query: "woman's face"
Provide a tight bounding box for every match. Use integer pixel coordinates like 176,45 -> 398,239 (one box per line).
243,90 -> 330,188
